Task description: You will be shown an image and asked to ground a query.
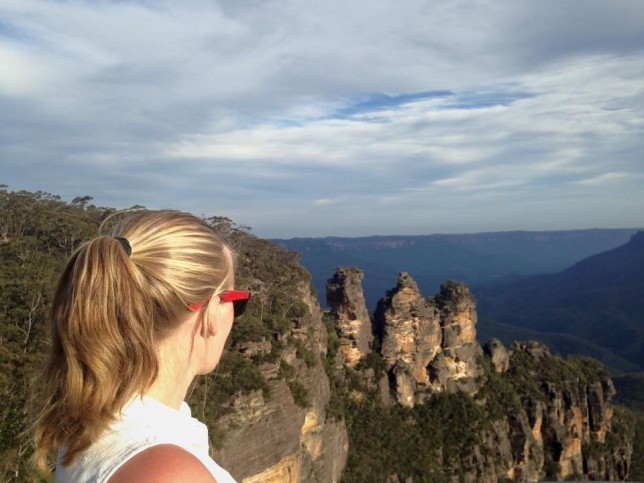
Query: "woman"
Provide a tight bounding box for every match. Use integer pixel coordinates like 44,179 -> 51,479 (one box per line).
32,210 -> 250,482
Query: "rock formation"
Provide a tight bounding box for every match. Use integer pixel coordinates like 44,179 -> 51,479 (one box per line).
373,273 -> 481,407
483,337 -> 510,373
326,267 -> 373,367
214,264 -> 632,483
494,341 -> 632,481
328,268 -> 634,482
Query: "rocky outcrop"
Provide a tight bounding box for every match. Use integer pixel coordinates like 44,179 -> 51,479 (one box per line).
483,338 -> 510,373
475,340 -> 633,482
326,267 -> 373,367
328,268 -> 634,482
373,274 -> 481,407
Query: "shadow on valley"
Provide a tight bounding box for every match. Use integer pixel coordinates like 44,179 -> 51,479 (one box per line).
475,232 -> 644,375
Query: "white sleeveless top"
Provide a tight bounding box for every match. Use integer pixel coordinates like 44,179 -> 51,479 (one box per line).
56,395 -> 236,483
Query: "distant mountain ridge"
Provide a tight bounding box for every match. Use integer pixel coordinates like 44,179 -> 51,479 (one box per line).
274,228 -> 641,311
476,231 -> 644,373
276,228 -> 644,374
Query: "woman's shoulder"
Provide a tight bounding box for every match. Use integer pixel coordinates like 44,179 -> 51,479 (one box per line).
108,444 -> 217,483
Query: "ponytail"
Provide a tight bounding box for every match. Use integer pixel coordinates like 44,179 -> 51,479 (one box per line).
32,211 -> 234,471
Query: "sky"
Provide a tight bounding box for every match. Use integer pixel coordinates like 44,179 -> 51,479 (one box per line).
1,0 -> 643,239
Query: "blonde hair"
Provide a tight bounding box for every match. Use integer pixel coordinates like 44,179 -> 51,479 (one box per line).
32,210 -> 234,471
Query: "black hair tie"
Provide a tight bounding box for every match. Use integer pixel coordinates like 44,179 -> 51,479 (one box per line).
114,237 -> 132,257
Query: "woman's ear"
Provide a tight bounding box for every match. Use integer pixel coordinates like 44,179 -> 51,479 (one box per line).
206,316 -> 218,337
204,293 -> 221,337
193,311 -> 217,338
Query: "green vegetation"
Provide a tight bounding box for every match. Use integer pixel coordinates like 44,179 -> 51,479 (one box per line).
337,342 -> 640,482
0,191 -> 115,479
341,392 -> 487,482
475,356 -> 523,419
294,338 -> 316,367
630,409 -> 644,481
287,380 -> 310,408
213,352 -> 270,400
323,313 -> 340,361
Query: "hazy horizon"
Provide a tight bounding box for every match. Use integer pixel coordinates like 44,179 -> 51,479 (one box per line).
269,226 -> 643,240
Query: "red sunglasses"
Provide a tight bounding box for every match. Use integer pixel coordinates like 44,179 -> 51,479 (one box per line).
188,290 -> 251,317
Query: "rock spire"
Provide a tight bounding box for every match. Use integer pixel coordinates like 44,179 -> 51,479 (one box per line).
326,267 -> 373,367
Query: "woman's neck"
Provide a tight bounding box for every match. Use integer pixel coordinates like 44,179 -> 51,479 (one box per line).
144,326 -> 196,409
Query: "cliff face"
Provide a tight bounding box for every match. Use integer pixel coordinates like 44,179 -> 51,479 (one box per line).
328,270 -> 633,482
213,280 -> 348,483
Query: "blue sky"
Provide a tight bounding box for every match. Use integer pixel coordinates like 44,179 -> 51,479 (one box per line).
1,0 -> 643,238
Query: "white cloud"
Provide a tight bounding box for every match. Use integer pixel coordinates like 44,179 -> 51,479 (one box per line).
313,198 -> 339,206
576,172 -> 630,186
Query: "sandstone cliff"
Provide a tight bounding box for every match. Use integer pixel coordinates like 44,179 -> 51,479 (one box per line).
373,274 -> 481,407
212,281 -> 348,483
211,281 -> 348,482
479,341 -> 632,482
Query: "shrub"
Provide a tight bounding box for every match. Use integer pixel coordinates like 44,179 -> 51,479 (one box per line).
288,380 -> 310,408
